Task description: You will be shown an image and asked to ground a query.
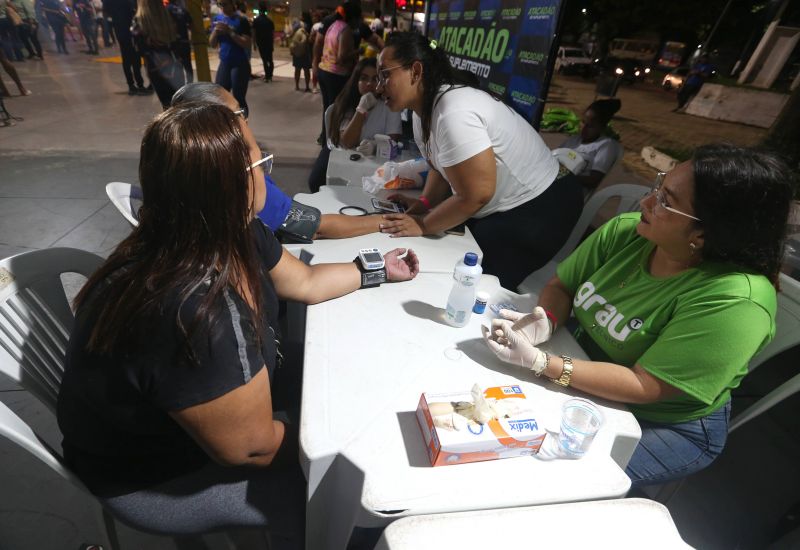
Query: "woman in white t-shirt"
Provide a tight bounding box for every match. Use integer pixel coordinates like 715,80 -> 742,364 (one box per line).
559,98 -> 622,192
376,32 -> 583,289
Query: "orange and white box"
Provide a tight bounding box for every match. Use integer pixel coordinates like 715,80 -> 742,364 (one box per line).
416,385 -> 546,467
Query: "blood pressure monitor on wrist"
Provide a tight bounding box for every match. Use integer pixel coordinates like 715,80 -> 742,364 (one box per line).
358,248 -> 385,270
355,248 -> 387,288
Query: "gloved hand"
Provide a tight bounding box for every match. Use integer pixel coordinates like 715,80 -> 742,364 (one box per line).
481,324 -> 548,375
491,306 -> 553,347
356,92 -> 379,114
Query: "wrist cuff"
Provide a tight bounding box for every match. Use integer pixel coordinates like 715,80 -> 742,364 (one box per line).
353,258 -> 387,288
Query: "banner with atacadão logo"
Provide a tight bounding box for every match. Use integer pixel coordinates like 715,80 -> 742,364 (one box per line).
425,0 -> 564,128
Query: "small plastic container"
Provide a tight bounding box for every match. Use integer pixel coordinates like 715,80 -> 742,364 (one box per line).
473,291 -> 490,314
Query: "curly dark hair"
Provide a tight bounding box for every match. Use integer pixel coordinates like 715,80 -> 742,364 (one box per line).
692,144 -> 794,287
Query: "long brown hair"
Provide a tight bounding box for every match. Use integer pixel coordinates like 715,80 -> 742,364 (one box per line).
75,103 -> 264,363
135,0 -> 177,46
329,57 -> 376,147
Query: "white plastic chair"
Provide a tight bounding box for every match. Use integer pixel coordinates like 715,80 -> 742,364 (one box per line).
105,182 -> 142,227
517,183 -> 650,294
729,273 -> 800,431
0,248 -> 124,546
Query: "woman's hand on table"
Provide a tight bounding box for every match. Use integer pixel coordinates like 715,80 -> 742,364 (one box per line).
380,213 -> 426,237
386,193 -> 425,215
384,248 -> 420,281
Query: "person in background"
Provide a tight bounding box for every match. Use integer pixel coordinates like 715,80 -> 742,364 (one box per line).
172,81 -> 393,241
104,0 -> 150,95
209,0 -> 251,116
0,0 -> 24,60
307,57 -> 402,192
92,0 -> 112,47
675,54 -> 714,111
485,144 -> 793,488
558,98 -> 622,193
166,0 -> 192,84
56,102 -> 419,547
8,0 -> 42,59
132,0 -> 184,108
376,32 -> 583,290
307,8 -> 325,93
251,0 -> 273,82
74,0 -> 99,54
288,16 -> 310,92
0,42 -> 30,95
311,0 -> 382,144
40,0 -> 68,54
362,7 -> 381,58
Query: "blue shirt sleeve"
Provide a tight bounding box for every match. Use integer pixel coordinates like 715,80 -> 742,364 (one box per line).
256,174 -> 293,231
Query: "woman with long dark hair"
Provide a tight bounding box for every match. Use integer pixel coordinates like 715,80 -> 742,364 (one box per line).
132,0 -> 185,109
376,32 -> 584,290
56,103 -> 419,543
485,144 -> 794,487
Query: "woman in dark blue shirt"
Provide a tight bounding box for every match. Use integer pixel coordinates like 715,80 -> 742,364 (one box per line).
209,0 -> 252,115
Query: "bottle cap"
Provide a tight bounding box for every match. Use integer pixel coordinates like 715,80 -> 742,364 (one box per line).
475,291 -> 490,302
464,252 -> 478,266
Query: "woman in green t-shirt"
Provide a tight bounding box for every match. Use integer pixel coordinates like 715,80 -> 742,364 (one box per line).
484,144 -> 794,488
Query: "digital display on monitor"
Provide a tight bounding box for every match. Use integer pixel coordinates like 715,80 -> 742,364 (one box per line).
363,252 -> 383,263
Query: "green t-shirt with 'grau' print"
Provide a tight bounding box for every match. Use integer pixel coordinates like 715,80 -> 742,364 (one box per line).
556,213 -> 776,424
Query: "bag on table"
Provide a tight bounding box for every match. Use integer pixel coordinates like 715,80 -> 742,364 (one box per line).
362,157 -> 429,194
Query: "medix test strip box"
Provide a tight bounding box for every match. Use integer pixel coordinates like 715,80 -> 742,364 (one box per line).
416,385 -> 546,466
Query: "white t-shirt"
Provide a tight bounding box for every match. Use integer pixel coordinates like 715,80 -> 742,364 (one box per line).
340,100 -> 402,142
413,86 -> 558,218
559,134 -> 620,177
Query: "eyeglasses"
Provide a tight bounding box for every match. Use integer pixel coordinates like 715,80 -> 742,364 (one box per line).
650,172 -> 701,222
358,75 -> 380,85
233,108 -> 247,121
376,64 -> 409,87
247,151 -> 273,174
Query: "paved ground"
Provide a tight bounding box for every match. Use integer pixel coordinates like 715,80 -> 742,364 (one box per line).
1,31 -> 799,550
545,75 -> 769,181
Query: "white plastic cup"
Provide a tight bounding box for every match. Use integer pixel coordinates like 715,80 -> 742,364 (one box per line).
558,398 -> 603,458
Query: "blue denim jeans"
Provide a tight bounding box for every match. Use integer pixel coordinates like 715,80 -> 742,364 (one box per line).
626,400 -> 731,488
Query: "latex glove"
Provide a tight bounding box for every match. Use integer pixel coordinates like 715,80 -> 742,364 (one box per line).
482,324 -> 548,375
492,306 -> 553,347
356,92 -> 379,114
384,247 -> 420,281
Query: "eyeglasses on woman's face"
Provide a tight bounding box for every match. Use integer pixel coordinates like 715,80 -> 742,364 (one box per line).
376,64 -> 409,87
233,108 -> 247,121
247,151 -> 273,174
650,172 -> 701,222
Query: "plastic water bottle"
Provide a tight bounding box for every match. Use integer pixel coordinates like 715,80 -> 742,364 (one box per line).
445,252 -> 482,327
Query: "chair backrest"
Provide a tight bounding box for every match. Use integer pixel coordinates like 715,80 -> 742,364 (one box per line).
552,183 -> 650,264
324,104 -> 335,151
749,273 -> 800,371
0,399 -> 88,488
0,248 -> 104,412
106,181 -> 141,227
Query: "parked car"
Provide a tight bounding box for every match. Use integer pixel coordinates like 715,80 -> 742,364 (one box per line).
595,57 -> 651,84
555,46 -> 593,75
662,66 -> 690,90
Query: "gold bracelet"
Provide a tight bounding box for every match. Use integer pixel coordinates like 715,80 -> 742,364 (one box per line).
551,355 -> 573,387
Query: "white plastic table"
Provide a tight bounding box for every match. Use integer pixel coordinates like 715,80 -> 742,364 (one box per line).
291,186 -> 482,273
374,498 -> 691,549
326,148 -> 416,186
300,274 -> 642,550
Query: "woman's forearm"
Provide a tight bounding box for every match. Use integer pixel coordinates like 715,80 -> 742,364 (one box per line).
537,277 -> 574,332
315,214 -> 382,239
421,194 -> 482,234
300,262 -> 361,304
542,355 -> 678,404
340,111 -> 367,149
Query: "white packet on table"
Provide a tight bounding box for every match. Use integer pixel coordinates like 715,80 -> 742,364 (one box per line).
361,157 -> 430,194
